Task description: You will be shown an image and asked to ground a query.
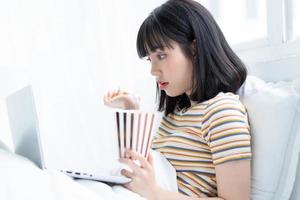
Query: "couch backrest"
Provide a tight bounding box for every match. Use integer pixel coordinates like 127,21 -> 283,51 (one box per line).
244,55 -> 300,200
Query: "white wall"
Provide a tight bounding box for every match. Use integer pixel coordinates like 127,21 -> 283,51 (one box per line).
0,0 -> 165,150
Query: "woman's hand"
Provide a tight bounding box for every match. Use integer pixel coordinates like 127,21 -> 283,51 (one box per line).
103,89 -> 140,110
120,149 -> 158,200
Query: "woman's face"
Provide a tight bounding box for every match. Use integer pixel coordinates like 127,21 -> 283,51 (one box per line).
147,41 -> 194,97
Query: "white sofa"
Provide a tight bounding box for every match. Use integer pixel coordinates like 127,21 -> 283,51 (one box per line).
239,75 -> 300,200
244,57 -> 300,200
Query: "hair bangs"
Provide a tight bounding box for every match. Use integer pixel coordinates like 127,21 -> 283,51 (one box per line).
136,13 -> 173,58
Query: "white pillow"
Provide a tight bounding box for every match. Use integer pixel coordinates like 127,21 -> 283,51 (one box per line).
0,140 -> 11,152
238,76 -> 300,200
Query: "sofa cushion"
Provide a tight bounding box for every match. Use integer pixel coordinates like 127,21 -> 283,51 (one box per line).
0,139 -> 11,152
238,76 -> 300,200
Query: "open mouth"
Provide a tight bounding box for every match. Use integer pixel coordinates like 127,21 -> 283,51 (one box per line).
158,82 -> 169,89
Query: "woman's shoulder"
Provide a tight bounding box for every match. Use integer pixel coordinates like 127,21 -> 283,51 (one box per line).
200,92 -> 247,114
176,92 -> 245,116
194,92 -> 242,106
207,92 -> 240,103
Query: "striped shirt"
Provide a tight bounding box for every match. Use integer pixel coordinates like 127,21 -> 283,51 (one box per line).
152,92 -> 251,197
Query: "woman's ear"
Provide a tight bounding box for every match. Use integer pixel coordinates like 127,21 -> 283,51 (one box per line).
191,40 -> 197,57
190,40 -> 197,63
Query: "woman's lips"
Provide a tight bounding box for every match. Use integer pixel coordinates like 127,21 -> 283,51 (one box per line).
158,82 -> 169,89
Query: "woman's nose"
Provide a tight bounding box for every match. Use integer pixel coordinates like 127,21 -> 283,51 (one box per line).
150,64 -> 160,77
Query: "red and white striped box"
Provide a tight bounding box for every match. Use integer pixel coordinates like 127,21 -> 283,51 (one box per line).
113,110 -> 157,159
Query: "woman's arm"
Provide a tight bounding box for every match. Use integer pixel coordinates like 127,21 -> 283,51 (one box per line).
215,160 -> 251,200
152,186 -> 224,200
150,160 -> 250,200
120,150 -> 250,200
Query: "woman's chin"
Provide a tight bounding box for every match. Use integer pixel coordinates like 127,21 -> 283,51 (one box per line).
165,90 -> 180,97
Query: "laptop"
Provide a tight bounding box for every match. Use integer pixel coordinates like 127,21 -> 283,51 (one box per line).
6,85 -> 130,183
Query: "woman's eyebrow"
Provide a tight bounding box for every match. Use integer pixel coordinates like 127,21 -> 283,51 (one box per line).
149,46 -> 165,53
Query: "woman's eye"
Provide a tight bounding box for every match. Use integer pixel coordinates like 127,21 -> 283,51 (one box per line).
145,54 -> 165,62
157,54 -> 166,60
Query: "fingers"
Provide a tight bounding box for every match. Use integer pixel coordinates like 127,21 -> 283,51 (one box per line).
124,149 -> 151,170
103,89 -> 140,110
111,88 -> 120,98
103,89 -> 120,105
119,157 -> 141,175
123,182 -> 133,191
111,88 -> 128,98
119,149 -> 153,178
121,168 -> 134,179
104,89 -> 128,100
103,93 -> 109,106
103,91 -> 111,104
147,151 -> 154,167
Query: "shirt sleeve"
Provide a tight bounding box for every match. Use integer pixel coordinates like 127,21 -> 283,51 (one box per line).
202,94 -> 252,165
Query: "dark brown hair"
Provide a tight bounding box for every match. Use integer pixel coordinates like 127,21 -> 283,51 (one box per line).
136,0 -> 247,116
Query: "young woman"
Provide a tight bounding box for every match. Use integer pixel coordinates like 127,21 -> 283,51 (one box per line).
104,0 -> 251,199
